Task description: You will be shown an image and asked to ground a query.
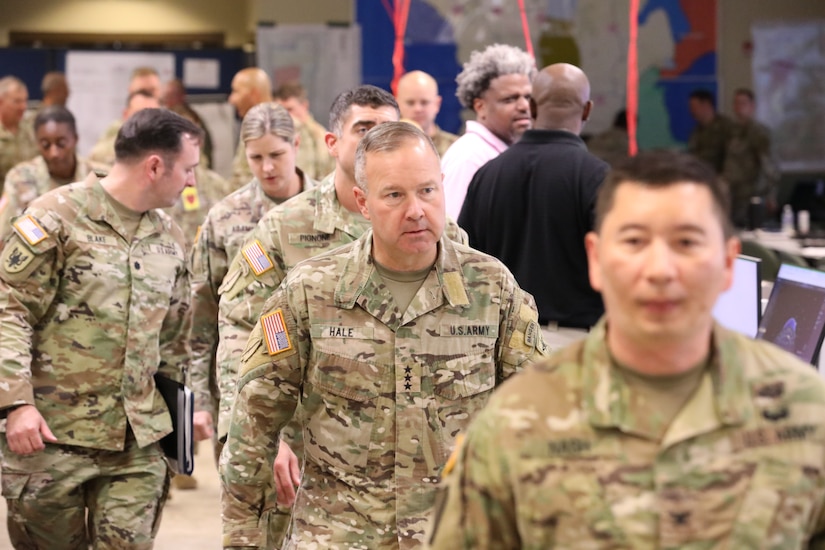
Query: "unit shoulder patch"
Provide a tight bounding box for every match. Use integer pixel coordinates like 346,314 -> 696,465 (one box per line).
1,242 -> 35,274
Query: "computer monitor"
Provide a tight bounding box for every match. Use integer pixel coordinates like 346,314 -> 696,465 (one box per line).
713,255 -> 762,338
757,264 -> 825,366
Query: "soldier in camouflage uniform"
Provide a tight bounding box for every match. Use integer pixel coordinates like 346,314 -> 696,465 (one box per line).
427,150 -> 825,549
274,81 -> 336,180
0,106 -> 108,243
215,85 -> 401,549
0,76 -> 38,192
396,70 -> 458,157
163,165 -> 232,251
228,68 -> 273,192
189,102 -> 315,464
0,109 -> 201,549
723,88 -> 779,227
88,90 -> 160,167
221,121 -> 546,549
687,89 -> 735,174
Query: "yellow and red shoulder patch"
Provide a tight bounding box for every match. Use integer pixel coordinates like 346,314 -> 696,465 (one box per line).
182,187 -> 200,211
261,309 -> 293,356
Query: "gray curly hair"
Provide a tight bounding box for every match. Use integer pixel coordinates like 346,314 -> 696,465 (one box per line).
455,44 -> 536,110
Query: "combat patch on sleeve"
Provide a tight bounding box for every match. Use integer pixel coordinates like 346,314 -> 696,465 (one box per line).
13,216 -> 48,246
1,242 -> 35,274
441,433 -> 465,477
261,309 -> 293,356
241,240 -> 274,276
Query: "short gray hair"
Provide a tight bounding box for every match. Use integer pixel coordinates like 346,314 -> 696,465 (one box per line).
240,102 -> 295,144
354,121 -> 438,191
0,76 -> 26,97
456,44 -> 536,110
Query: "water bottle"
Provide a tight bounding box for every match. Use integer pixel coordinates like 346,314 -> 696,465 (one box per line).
781,205 -> 795,235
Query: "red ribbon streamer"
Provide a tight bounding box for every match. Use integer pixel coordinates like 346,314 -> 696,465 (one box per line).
388,0 -> 412,95
627,0 -> 639,156
517,0 -> 535,59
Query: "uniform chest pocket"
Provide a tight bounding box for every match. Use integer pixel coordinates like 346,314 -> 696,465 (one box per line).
304,352 -> 386,473
727,452 -> 825,549
137,253 -> 182,300
429,352 -> 496,465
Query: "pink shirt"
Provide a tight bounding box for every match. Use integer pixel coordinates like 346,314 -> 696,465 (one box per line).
440,120 -> 509,220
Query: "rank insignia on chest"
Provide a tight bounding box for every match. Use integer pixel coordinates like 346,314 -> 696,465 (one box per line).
261,309 -> 293,355
181,187 -> 200,211
13,215 -> 48,245
242,240 -> 274,276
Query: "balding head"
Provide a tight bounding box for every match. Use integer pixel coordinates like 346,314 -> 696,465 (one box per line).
530,63 -> 592,135
41,72 -> 69,107
396,71 -> 442,136
229,68 -> 273,118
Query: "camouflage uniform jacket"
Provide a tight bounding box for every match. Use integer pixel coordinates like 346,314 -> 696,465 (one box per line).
220,230 -> 546,549
295,114 -> 335,180
189,172 -> 316,412
87,120 -> 122,167
723,120 -> 776,226
0,173 -> 191,451
431,125 -> 459,158
0,155 -> 107,243
687,114 -> 735,173
229,139 -> 254,193
0,120 -> 37,193
215,173 -> 469,438
427,320 -> 825,549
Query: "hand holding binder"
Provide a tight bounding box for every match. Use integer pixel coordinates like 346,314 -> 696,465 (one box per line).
154,375 -> 195,475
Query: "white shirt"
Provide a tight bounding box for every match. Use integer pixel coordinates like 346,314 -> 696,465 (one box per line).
440,120 -> 508,220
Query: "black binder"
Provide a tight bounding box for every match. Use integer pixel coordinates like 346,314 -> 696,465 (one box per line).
154,375 -> 195,475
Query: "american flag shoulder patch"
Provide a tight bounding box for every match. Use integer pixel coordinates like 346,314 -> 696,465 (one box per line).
13,215 -> 48,245
242,240 -> 274,276
261,309 -> 293,356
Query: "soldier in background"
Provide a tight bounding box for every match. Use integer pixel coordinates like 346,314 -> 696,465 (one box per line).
0,109 -> 200,548
396,70 -> 458,157
586,109 -> 629,168
88,89 -> 160,166
0,76 -> 37,190
273,81 -> 335,180
220,121 -> 546,549
687,88 -> 734,174
40,72 -> 69,108
162,78 -> 214,169
228,68 -> 273,191
723,87 -> 779,227
0,106 -> 107,242
427,150 -> 825,548
188,101 -> 314,468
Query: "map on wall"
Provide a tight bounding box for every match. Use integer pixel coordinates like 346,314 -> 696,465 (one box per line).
752,21 -> 825,172
390,0 -> 716,148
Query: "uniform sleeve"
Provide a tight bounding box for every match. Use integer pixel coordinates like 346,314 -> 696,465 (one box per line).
426,400 -> 520,549
157,241 -> 192,386
188,214 -> 225,412
496,274 -> 548,383
219,284 -> 307,548
215,223 -> 288,440
0,210 -> 62,413
0,168 -> 29,245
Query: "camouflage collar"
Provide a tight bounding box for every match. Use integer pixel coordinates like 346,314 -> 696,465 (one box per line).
582,320 -> 748,436
334,231 -> 470,311
84,173 -> 167,239
313,173 -> 366,236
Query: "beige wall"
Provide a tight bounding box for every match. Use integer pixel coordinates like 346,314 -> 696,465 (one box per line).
250,0 -> 353,30
719,0 -> 825,109
0,0 -> 252,47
